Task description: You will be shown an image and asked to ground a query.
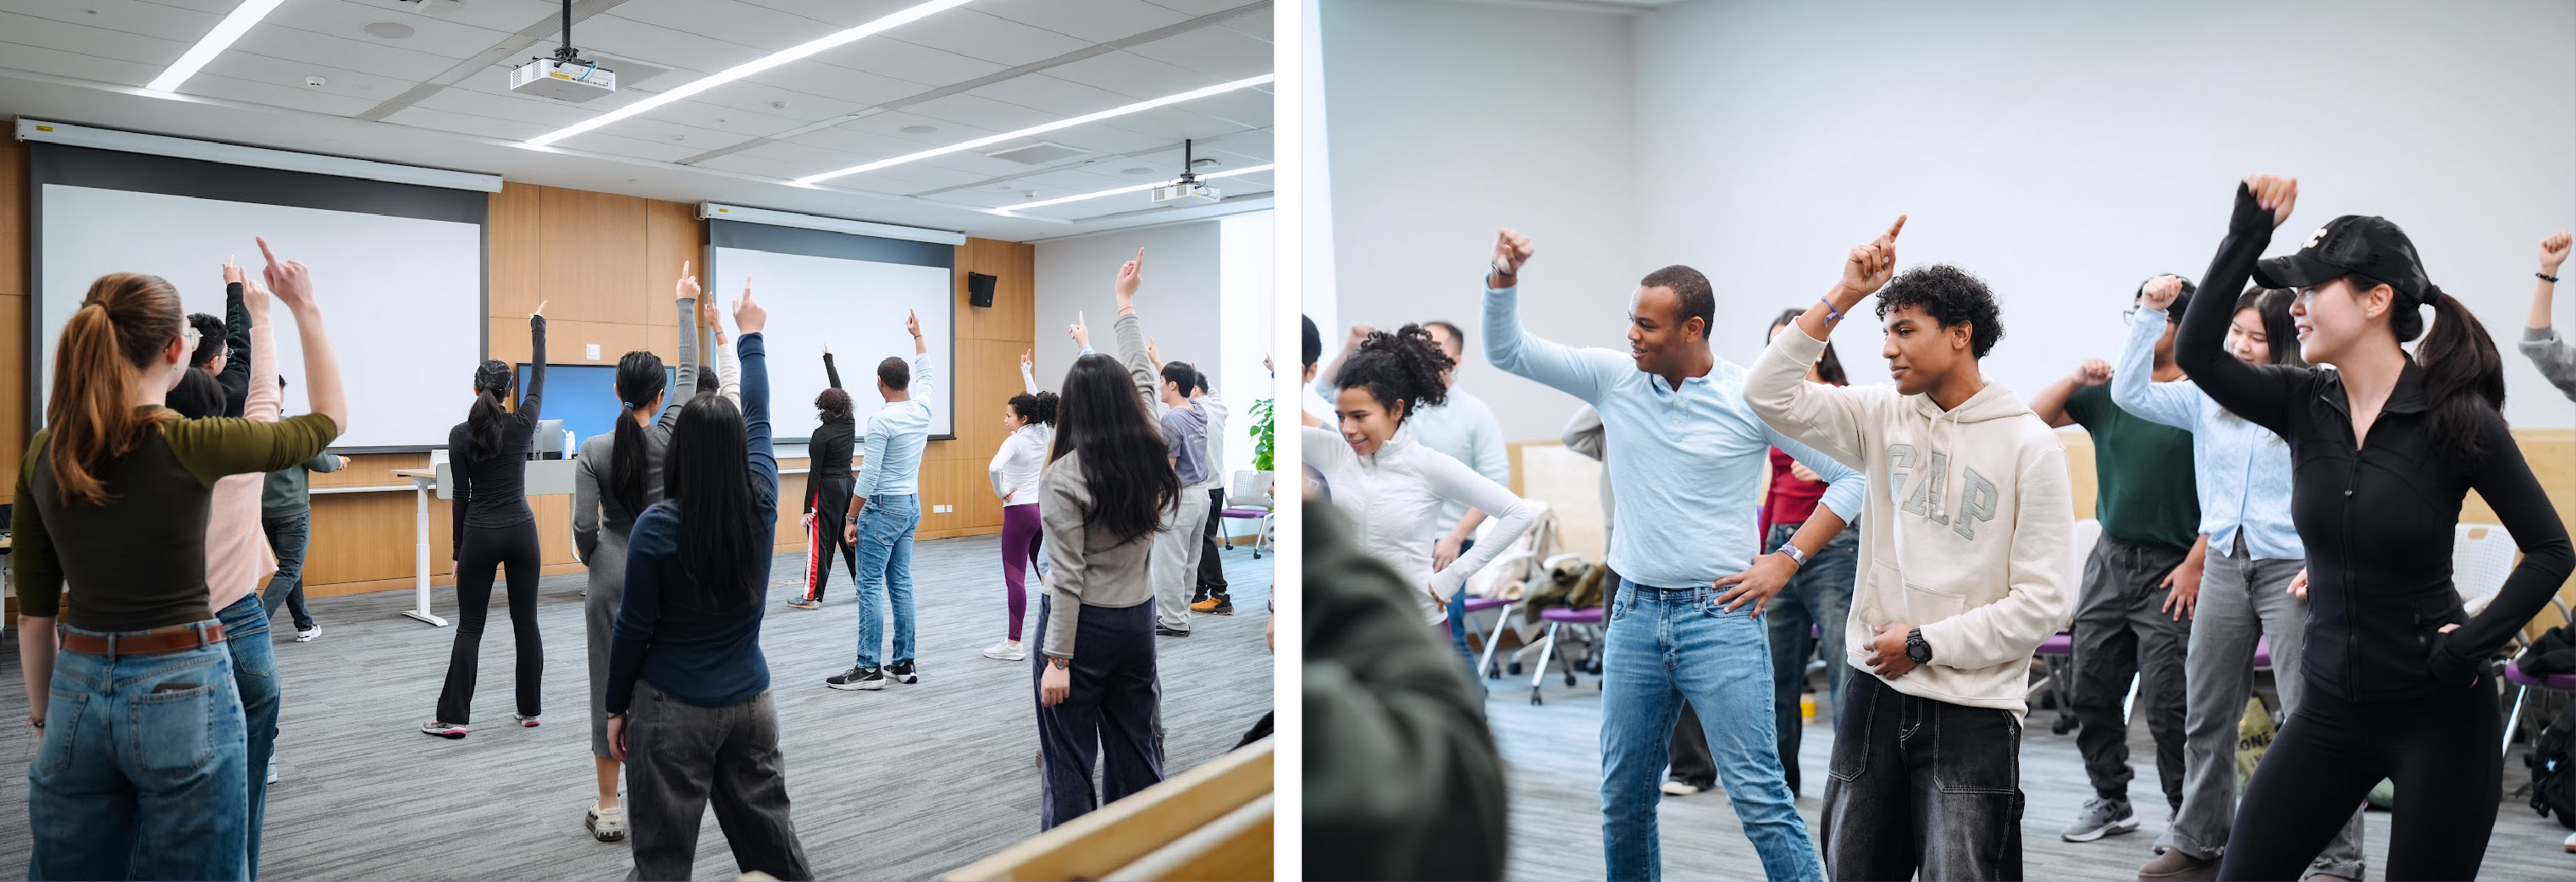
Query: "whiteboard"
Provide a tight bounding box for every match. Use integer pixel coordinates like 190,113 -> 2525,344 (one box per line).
38,184 -> 483,449
708,245 -> 955,440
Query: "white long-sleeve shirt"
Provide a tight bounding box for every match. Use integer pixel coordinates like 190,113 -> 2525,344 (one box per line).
989,362 -> 1052,506
1302,423 -> 1538,617
1195,393 -> 1230,493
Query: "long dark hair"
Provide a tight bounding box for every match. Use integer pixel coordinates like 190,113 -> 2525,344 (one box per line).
47,273 -> 185,507
466,359 -> 515,457
1049,354 -> 1177,544
608,350 -> 666,515
2363,273 -> 2506,458
2240,287 -> 2306,367
1767,308 -> 1848,385
1335,324 -> 1452,424
662,393 -> 766,606
1009,389 -> 1059,426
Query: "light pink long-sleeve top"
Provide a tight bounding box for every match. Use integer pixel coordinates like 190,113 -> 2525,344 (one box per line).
207,315 -> 282,613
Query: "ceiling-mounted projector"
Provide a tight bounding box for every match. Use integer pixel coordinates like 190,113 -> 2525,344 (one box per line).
511,0 -> 616,102
1152,181 -> 1219,204
511,58 -> 616,102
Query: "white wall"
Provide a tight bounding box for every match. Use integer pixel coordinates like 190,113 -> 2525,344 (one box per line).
1630,0 -> 2576,428
1034,220 -> 1224,390
1319,0 -> 1639,442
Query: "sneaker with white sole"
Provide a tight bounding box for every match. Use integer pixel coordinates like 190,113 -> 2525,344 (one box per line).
514,714 -> 541,727
1660,780 -> 1703,797
585,803 -> 628,841
2061,797 -> 2138,842
266,756 -> 279,785
422,720 -> 467,739
826,666 -> 886,691
982,641 -> 1027,661
295,626 -> 320,642
888,659 -> 919,683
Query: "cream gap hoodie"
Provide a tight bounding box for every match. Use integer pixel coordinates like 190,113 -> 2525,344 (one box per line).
1745,326 -> 2073,714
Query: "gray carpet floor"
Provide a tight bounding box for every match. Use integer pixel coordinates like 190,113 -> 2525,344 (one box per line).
1484,630 -> 2574,881
0,534 -> 1274,881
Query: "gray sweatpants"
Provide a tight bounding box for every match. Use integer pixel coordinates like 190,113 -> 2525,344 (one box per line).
625,682 -> 813,882
1148,490 -> 1210,633
2160,538 -> 2366,879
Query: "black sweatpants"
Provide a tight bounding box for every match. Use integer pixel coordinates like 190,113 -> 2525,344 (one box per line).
804,477 -> 857,602
437,519 -> 544,725
1194,488 -> 1229,600
2218,673 -> 2502,881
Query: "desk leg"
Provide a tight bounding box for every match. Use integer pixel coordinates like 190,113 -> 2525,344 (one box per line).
404,481 -> 449,627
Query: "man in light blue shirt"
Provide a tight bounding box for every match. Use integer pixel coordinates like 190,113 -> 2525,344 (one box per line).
1484,229 -> 1861,882
826,311 -> 934,692
2111,283 -> 2363,882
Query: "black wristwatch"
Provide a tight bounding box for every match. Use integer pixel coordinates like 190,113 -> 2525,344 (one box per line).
1904,627 -> 1932,664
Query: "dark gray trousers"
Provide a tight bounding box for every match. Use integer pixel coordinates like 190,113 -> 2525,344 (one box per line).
624,682 -> 812,882
1034,596 -> 1164,830
2070,535 -> 2192,808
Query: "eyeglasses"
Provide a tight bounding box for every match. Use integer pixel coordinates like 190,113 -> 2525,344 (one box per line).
2120,307 -> 2142,326
181,326 -> 202,349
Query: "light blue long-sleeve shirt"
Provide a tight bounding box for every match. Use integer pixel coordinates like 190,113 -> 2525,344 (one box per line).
1482,284 -> 1866,587
2110,308 -> 2302,560
854,352 -> 934,499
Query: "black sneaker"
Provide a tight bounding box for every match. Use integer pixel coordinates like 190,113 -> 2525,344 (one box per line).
1156,626 -> 1190,637
887,659 -> 919,684
825,666 -> 886,691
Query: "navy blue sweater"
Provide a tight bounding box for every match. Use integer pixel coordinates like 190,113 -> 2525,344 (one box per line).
606,332 -> 777,714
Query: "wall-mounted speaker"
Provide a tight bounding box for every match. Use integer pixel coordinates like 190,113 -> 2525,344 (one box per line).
967,272 -> 998,308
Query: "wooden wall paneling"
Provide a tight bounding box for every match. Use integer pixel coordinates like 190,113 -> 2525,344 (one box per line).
486,317 -> 653,367
0,295 -> 23,505
917,457 -> 1000,536
532,187 -> 650,326
644,199 -> 702,311
304,491 -> 454,587
773,471 -> 810,551
0,136 -> 25,294
487,183 -> 542,331
943,337 -> 1029,460
955,237 -> 1036,343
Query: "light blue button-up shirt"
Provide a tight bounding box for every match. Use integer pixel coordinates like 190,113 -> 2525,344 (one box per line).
2110,308 -> 2302,560
854,353 -> 934,499
1483,284 -> 1866,588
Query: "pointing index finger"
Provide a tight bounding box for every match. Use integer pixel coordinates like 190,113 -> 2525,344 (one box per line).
1886,214 -> 1907,241
255,235 -> 278,266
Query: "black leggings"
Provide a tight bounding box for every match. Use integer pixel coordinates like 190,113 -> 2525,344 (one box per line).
2218,673 -> 2501,880
436,519 -> 544,725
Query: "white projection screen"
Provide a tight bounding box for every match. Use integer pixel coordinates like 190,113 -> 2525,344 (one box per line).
706,219 -> 956,442
30,144 -> 485,449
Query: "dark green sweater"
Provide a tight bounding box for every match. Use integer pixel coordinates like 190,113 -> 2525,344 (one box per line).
1303,504 -> 1507,880
263,449 -> 344,518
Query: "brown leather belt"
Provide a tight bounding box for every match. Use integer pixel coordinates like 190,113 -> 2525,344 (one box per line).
60,622 -> 227,656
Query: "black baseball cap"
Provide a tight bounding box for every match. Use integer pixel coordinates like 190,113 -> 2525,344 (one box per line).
2253,214 -> 2430,304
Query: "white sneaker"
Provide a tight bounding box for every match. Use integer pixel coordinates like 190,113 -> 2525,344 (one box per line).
981,640 -> 1026,661
295,626 -> 319,642
1661,780 -> 1702,797
266,756 -> 279,785
586,803 -> 628,841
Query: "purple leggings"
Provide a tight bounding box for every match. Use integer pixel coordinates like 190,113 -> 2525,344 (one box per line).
1002,503 -> 1042,642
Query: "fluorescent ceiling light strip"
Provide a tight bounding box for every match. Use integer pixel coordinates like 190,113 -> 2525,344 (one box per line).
146,0 -> 288,92
992,163 -> 1275,212
524,0 -> 978,147
794,74 -> 1276,185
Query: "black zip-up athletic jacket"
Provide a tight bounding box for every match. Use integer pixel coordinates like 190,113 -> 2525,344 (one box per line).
804,352 -> 856,515
2177,182 -> 2573,702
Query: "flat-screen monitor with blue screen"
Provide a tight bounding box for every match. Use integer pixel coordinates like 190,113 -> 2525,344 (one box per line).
517,364 -> 678,452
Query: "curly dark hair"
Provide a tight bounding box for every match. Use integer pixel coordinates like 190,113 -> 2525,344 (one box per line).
1334,323 -> 1452,423
815,387 -> 852,421
1009,389 -> 1058,426
1874,264 -> 2004,359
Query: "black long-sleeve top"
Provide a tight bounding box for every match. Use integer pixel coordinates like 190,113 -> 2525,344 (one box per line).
804,351 -> 856,514
2177,183 -> 2573,702
219,281 -> 250,417
450,315 -> 547,550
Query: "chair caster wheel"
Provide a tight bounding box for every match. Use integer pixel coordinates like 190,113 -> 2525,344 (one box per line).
1563,672 -> 1578,687
1508,662 -> 1523,675
1531,691 -> 1544,705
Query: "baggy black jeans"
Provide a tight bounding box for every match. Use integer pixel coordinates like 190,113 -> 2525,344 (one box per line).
1821,670 -> 2025,881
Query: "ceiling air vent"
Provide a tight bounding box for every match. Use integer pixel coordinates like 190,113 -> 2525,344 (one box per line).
982,141 -> 1088,165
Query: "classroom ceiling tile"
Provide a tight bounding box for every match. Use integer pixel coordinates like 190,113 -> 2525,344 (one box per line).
804,35 -> 1003,88
334,0 -> 561,37
1031,122 -> 1169,155
1141,0 -> 1269,16
902,91 -> 1059,133
965,73 -> 1135,118
263,0 -> 511,64
554,129 -> 710,163
231,21 -> 457,83
418,81 -> 605,127
970,0 -> 1193,43
1176,85 -> 1270,128
1099,106 -> 1248,141
0,39 -> 161,87
196,48 -> 422,103
632,98 -> 805,140
1042,49 -> 1202,98
600,0 -> 829,53
1219,8 -> 1273,40
1125,25 -> 1269,79
0,0 -> 215,45
875,8 -> 1090,67
739,60 -> 924,108
730,0 -> 935,30
381,104 -> 555,141
182,73 -> 383,117
0,9 -> 186,68
835,109 -> 1000,147
542,13 -> 771,74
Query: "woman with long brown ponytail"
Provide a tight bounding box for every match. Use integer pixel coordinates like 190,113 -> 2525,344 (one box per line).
14,237 -> 347,880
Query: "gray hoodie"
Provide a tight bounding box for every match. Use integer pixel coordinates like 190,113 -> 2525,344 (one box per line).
1745,326 -> 2074,713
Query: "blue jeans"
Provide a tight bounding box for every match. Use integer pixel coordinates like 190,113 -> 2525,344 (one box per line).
1441,537 -> 1477,672
259,513 -> 315,631
850,493 -> 920,670
1600,578 -> 1823,881
215,594 -> 280,879
29,621 -> 249,881
1764,521 -> 1856,794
